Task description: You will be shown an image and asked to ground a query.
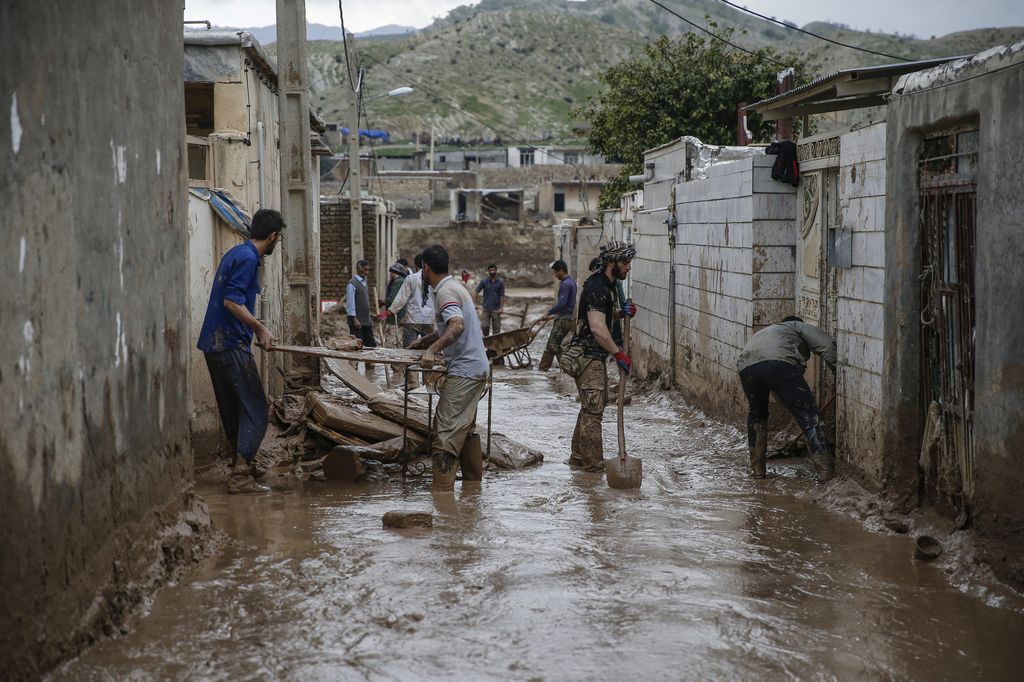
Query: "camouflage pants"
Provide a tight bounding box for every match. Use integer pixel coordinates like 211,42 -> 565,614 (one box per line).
570,359 -> 608,471
545,317 -> 574,355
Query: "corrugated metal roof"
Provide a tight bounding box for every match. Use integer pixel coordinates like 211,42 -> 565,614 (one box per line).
745,56 -> 968,112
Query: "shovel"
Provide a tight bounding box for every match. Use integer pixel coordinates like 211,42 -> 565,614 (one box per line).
606,317 -> 642,489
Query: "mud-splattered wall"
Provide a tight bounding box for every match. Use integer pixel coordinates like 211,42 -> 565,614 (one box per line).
630,143 -> 796,422
0,2 -> 195,676
835,123 -> 887,487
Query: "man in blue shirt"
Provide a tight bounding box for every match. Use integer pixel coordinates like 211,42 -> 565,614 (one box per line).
539,260 -> 577,370
474,263 -> 505,336
197,208 -> 283,494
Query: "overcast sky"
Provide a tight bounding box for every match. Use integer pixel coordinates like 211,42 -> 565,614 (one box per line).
184,0 -> 1024,39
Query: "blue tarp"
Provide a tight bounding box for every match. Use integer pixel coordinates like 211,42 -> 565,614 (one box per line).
189,187 -> 252,237
340,128 -> 391,142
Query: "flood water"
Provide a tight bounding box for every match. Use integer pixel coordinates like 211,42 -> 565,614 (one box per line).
57,344 -> 1024,680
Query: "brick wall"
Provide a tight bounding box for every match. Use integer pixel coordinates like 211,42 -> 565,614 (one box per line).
320,199 -> 381,302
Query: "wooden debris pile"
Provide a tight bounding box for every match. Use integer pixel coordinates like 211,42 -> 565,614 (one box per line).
269,353 -> 544,482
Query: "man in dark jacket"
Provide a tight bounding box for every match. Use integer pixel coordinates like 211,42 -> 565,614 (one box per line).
736,316 -> 837,482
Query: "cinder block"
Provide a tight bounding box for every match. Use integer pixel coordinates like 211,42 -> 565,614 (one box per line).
752,219 -> 797,247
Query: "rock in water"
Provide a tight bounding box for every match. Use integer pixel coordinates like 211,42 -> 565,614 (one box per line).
383,510 -> 433,529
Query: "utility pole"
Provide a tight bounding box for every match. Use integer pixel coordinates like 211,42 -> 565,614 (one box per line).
344,31 -> 364,271
276,0 -> 319,380
429,124 -> 435,171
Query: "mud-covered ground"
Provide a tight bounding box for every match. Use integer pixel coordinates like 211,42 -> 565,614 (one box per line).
55,321 -> 1024,680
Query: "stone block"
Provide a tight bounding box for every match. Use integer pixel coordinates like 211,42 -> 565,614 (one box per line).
383,510 -> 433,529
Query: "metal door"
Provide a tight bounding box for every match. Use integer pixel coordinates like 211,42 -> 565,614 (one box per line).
918,128 -> 978,516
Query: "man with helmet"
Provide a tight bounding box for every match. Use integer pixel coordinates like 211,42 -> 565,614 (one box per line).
564,240 -> 638,472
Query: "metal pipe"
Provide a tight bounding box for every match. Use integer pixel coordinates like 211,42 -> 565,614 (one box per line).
628,161 -> 655,184
256,121 -> 266,208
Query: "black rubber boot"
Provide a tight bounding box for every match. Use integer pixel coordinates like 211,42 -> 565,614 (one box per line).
538,351 -> 555,371
804,427 -> 835,482
750,422 -> 767,479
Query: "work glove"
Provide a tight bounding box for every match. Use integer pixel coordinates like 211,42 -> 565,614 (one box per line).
376,310 -> 391,321
614,350 -> 632,375
621,300 -> 637,319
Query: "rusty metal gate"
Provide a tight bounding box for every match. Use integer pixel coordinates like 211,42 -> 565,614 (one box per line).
918,128 -> 978,518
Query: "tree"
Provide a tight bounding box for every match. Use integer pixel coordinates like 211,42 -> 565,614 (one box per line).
574,25 -> 811,210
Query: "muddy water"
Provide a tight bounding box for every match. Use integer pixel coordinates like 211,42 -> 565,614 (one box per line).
57,355 -> 1024,679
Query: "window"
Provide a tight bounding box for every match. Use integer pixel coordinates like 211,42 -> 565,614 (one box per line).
519,149 -> 535,166
562,151 -> 581,166
554,192 -> 566,212
439,154 -> 446,163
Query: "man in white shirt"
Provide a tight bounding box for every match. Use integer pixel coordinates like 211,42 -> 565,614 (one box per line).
414,244 -> 490,491
378,253 -> 435,348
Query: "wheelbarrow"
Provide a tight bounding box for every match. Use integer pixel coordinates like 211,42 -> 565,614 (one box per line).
482,318 -> 549,369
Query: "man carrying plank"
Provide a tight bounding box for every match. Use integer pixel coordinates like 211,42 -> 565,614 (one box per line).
196,209 -> 283,494
414,244 -> 491,490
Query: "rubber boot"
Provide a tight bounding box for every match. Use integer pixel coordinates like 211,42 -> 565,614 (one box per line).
750,422 -> 767,479
809,448 -> 835,482
804,427 -> 835,482
458,433 -> 484,481
538,351 -> 555,371
432,452 -> 458,491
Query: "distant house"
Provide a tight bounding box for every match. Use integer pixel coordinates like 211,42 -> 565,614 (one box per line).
536,179 -> 605,220
506,145 -> 604,168
450,188 -> 524,223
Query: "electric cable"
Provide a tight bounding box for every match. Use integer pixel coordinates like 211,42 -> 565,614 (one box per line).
337,1 -> 358,92
644,0 -> 791,68
716,0 -> 913,62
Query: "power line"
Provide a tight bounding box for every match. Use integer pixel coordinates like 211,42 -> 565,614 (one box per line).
337,1 -> 357,92
644,0 -> 791,68
716,0 -> 913,62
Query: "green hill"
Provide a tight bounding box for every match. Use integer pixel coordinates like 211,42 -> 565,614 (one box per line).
298,0 -> 1024,143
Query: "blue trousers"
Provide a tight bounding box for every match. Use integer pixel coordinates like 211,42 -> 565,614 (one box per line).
738,360 -> 826,454
204,348 -> 268,464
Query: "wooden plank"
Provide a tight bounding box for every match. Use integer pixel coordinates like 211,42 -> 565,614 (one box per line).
271,344 -> 428,366
305,419 -> 371,447
308,394 -> 406,442
368,389 -> 432,435
323,358 -> 383,400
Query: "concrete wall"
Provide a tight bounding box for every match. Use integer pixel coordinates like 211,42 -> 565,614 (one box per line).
631,149 -> 796,421
398,224 -> 557,288
0,2 -> 200,676
885,45 -> 1024,586
835,123 -> 887,485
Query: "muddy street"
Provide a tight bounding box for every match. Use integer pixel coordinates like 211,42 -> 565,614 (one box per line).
57,339 -> 1024,680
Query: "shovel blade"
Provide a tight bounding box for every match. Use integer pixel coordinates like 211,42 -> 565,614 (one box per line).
606,455 -> 643,489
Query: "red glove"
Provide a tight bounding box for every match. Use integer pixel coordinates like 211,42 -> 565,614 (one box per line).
614,351 -> 632,374
376,310 -> 391,321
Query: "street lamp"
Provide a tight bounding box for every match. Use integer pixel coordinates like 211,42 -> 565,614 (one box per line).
362,86 -> 414,105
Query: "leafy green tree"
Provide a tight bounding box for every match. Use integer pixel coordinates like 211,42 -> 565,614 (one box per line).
575,25 -> 811,210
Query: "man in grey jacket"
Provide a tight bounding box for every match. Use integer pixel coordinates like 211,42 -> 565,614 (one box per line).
736,316 -> 837,482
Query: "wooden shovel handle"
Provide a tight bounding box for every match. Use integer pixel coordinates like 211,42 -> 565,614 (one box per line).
617,317 -> 629,460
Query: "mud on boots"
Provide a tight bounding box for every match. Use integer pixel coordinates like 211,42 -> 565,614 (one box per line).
416,245 -> 490,491
539,260 -> 578,371
196,209 -> 285,495
736,316 -> 838,483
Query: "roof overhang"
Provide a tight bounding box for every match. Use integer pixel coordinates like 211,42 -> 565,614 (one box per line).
745,56 -> 967,121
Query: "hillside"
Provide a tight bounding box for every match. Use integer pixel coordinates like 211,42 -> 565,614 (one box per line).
296,0 -> 1024,142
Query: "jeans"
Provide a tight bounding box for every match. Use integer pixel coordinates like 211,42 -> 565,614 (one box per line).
738,360 -> 826,454
204,348 -> 268,464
